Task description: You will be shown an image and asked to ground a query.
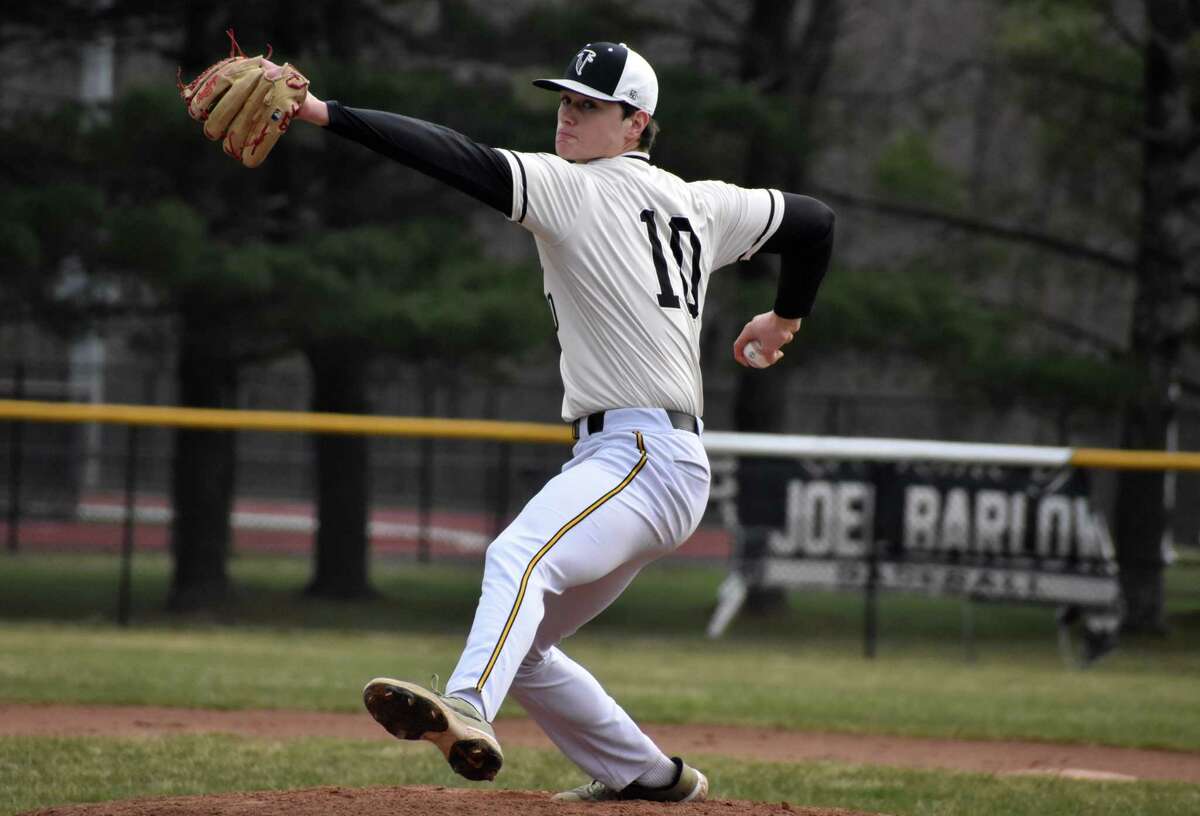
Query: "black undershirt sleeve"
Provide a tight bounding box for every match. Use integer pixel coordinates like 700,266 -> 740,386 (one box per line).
324,101 -> 514,216
757,193 -> 835,319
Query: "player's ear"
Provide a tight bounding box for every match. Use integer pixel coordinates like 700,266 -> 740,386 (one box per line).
629,110 -> 649,140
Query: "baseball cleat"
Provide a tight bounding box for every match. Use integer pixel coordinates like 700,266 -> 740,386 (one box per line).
552,757 -> 708,803
362,677 -> 503,782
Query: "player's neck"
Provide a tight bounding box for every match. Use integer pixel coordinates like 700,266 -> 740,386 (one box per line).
582,143 -> 643,162
571,140 -> 646,163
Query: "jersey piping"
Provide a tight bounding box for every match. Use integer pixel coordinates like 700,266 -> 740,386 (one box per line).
498,149 -> 530,223
738,188 -> 785,261
514,154 -> 529,223
475,431 -> 648,692
750,190 -> 776,250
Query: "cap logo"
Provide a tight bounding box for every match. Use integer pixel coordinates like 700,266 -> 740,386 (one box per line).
574,48 -> 597,75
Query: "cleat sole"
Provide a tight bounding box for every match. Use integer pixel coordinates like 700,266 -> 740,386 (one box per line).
363,677 -> 503,782
363,682 -> 448,740
448,738 -> 503,782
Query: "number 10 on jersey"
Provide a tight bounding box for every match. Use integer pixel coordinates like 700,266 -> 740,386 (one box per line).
641,210 -> 702,319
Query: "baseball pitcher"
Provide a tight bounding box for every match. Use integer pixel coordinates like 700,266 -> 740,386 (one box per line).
182,39 -> 834,803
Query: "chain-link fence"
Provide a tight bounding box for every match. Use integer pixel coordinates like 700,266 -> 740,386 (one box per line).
2,355 -> 1198,559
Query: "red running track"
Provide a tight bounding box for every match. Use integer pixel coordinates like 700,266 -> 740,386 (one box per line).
10,492 -> 733,562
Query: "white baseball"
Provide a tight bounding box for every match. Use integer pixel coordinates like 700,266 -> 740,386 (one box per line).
744,340 -> 770,369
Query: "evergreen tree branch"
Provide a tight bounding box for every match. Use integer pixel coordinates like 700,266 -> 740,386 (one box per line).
688,33 -> 740,54
808,185 -> 1137,273
997,55 -> 1141,98
974,294 -> 1200,397
828,56 -> 1137,104
826,59 -> 970,101
973,294 -> 1123,354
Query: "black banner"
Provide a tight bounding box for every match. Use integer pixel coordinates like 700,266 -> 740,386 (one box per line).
718,458 -> 1119,607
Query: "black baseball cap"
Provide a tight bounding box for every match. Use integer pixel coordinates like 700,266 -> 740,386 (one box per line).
533,42 -> 659,115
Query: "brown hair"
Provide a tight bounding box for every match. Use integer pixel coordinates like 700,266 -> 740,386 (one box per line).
620,102 -> 659,153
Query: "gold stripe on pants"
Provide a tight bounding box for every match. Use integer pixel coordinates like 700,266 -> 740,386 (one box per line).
475,431 -> 648,692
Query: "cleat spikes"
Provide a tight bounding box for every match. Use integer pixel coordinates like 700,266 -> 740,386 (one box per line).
363,678 -> 503,782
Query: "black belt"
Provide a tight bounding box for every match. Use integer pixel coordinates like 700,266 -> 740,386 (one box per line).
571,409 -> 699,440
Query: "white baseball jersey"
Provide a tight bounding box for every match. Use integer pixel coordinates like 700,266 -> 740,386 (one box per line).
495,149 -> 784,420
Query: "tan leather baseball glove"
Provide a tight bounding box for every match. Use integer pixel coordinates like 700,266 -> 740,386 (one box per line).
179,31 -> 309,168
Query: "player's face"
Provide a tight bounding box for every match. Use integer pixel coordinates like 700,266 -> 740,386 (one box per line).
555,91 -> 635,161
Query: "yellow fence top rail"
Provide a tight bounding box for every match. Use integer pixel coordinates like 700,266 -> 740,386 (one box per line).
0,399 -> 572,445
2,399 -> 1199,470
1070,447 -> 1200,471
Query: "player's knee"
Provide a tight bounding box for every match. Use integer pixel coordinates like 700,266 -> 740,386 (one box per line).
483,535 -> 527,573
514,650 -> 550,680
512,645 -> 559,686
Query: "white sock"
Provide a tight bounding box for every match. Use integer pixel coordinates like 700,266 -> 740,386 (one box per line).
447,688 -> 487,721
634,755 -> 678,788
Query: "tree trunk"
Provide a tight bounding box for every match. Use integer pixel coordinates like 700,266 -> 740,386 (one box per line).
734,0 -> 842,434
169,311 -> 237,611
1113,0 -> 1196,633
304,342 -> 375,599
734,0 -> 841,614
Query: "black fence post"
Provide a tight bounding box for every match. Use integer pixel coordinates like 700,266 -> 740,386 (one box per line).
863,461 -> 883,659
863,533 -> 879,659
6,362 -> 25,554
417,437 -> 433,563
492,442 -> 512,537
416,372 -> 435,563
116,372 -> 154,624
116,420 -> 140,626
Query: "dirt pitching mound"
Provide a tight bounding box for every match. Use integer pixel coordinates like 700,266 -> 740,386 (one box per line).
20,785 -> 878,816
7,704 -> 1200,783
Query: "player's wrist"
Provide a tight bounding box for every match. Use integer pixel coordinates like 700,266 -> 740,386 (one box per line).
769,311 -> 803,332
298,95 -> 329,126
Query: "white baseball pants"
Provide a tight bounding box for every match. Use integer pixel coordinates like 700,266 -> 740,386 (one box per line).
445,408 -> 710,789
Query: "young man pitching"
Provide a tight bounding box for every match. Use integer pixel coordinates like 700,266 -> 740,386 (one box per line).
286,41 -> 834,802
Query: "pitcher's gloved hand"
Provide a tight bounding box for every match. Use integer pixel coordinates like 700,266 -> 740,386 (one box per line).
178,30 -> 309,168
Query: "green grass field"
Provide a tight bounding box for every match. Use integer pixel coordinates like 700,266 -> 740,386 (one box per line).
3,736 -> 1199,816
1,551 -> 1198,815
